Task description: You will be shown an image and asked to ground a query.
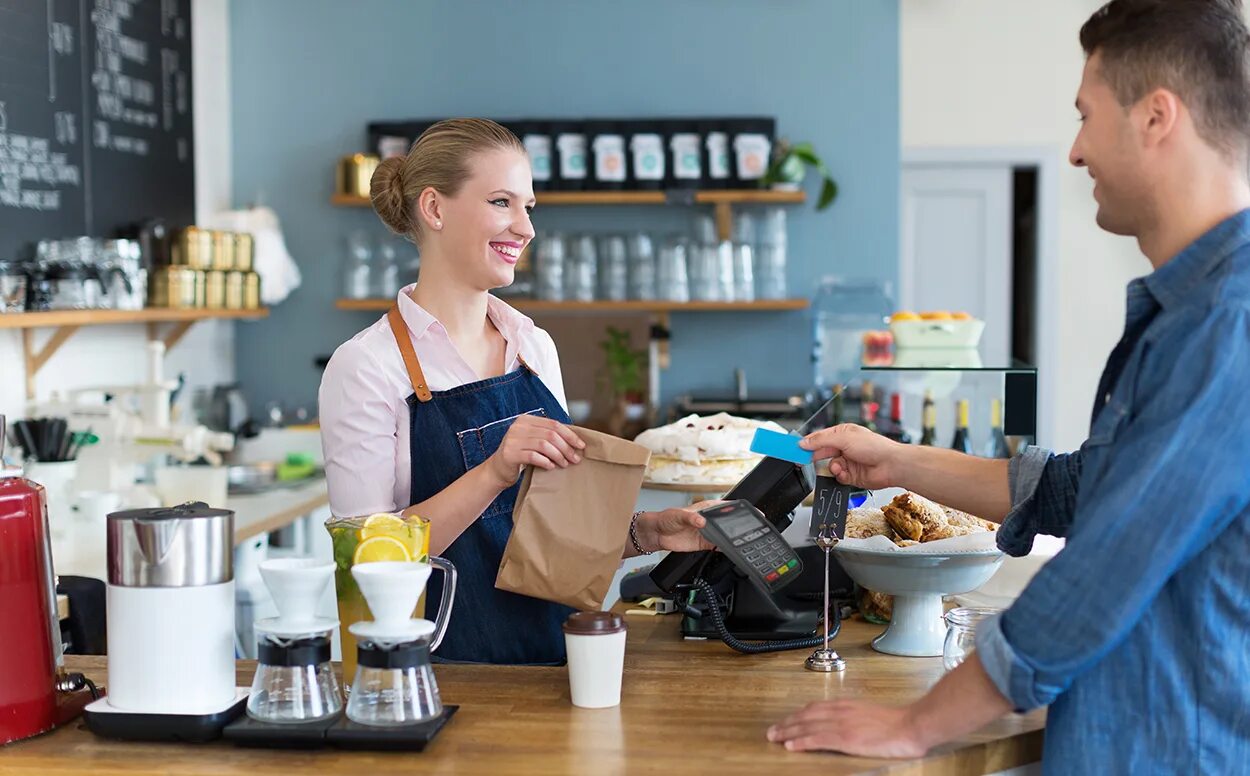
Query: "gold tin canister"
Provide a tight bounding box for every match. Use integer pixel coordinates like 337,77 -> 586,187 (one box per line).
225,270 -> 246,310
233,232 -> 254,272
171,227 -> 213,270
211,231 -> 236,270
205,270 -> 227,309
336,153 -> 380,198
244,271 -> 261,309
192,270 -> 207,308
149,267 -> 199,309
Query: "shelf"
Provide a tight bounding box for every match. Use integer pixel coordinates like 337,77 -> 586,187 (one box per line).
4,307 -> 269,400
0,307 -> 268,330
335,298 -> 809,313
329,189 -> 806,208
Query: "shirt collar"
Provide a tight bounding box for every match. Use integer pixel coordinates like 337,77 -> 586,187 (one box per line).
1142,208 -> 1250,310
394,284 -> 536,342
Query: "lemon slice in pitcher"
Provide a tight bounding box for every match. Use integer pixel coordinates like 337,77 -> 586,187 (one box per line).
353,535 -> 412,564
361,513 -> 408,542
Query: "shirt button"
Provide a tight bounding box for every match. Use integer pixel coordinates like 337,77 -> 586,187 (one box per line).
1104,392 -> 1111,404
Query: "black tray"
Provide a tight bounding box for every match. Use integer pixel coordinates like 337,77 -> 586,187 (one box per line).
83,693 -> 249,743
222,705 -> 457,752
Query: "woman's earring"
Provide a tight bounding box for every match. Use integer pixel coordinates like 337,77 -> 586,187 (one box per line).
435,221 -> 442,228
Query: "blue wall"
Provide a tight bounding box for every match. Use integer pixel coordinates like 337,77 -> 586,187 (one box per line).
229,0 -> 899,414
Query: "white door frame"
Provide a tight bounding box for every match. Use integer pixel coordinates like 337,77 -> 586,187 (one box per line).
902,146 -> 1060,447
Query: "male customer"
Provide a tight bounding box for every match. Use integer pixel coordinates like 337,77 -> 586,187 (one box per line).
769,1 -> 1250,772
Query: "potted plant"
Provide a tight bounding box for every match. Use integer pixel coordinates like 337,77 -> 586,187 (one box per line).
598,326 -> 648,437
760,139 -> 839,211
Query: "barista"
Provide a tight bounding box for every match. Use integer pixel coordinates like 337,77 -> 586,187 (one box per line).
319,119 -> 713,666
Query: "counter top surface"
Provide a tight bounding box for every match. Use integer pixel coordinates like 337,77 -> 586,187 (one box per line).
1,610 -> 1044,775
50,478 -> 329,581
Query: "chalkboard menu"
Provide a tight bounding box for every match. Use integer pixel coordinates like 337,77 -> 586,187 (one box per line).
0,0 -> 194,261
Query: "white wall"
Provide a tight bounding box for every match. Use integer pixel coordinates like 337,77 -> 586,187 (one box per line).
0,0 -> 236,424
901,0 -> 1145,452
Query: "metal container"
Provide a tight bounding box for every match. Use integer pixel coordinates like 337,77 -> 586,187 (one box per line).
171,227 -> 214,270
244,271 -> 261,309
107,503 -> 233,588
336,153 -> 380,198
205,270 -> 227,309
233,233 -> 254,272
211,231 -> 236,271
225,271 -> 245,310
148,266 -> 200,309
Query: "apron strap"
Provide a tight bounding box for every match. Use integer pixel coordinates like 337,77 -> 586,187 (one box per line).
387,306 -> 434,403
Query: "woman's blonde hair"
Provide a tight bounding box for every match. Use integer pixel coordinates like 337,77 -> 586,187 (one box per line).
370,118 -> 525,240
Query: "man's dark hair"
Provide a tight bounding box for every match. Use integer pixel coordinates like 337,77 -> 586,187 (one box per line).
1081,0 -> 1250,157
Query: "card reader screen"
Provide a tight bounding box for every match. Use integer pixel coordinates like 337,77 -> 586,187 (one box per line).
717,512 -> 761,539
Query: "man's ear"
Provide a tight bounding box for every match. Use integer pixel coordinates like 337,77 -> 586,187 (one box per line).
1139,87 -> 1182,150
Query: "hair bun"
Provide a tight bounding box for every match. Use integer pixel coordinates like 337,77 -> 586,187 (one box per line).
370,157 -> 411,235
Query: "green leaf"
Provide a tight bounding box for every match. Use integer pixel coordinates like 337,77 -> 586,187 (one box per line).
791,147 -> 823,167
817,177 -> 839,211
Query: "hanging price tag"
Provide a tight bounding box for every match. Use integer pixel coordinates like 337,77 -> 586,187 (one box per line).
811,475 -> 858,540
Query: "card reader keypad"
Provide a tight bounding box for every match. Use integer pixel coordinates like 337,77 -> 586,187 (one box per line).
732,526 -> 797,582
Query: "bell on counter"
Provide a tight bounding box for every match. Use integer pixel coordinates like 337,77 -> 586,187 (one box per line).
247,559 -> 342,724
83,502 -> 247,742
346,559 -> 457,726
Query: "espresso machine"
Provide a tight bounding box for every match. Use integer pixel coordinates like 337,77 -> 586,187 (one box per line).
0,416 -> 97,745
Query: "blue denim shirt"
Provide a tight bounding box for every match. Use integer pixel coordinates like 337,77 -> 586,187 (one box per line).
975,209 -> 1250,775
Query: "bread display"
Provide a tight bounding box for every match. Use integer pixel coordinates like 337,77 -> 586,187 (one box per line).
847,492 -> 997,623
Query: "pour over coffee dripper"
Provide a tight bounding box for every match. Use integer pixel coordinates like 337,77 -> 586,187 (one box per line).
248,558 -> 342,724
345,559 -> 457,727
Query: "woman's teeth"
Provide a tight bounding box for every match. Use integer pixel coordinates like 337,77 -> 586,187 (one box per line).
491,243 -> 521,258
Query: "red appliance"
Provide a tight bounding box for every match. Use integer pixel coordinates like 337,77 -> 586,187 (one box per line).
0,415 -> 90,745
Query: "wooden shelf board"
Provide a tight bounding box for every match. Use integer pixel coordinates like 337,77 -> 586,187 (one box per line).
0,307 -> 269,330
330,189 -> 805,208
335,298 -> 809,313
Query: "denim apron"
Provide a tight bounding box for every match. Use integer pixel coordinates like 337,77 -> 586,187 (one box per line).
387,307 -> 576,664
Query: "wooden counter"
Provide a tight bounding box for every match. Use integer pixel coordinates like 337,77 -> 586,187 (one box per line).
0,613 -> 1044,775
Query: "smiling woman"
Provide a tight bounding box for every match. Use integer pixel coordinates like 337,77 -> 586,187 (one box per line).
317,118 -> 715,666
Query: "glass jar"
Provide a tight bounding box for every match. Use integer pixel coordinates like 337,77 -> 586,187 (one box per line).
565,235 -> 597,302
627,234 -> 656,301
0,261 -> 28,313
374,240 -> 400,299
657,237 -> 689,302
342,231 -> 373,300
597,235 -> 628,302
942,607 -> 1000,671
535,233 -> 566,301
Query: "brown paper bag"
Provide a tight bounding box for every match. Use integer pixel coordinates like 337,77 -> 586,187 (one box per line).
495,426 -> 650,610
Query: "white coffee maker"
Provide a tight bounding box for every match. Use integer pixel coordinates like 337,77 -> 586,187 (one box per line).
84,502 -> 246,740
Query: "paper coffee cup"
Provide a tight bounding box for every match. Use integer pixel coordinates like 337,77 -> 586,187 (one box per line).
563,611 -> 627,708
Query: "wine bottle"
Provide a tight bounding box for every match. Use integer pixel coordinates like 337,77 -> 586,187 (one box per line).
986,398 -> 1012,458
884,392 -> 913,444
950,399 -> 973,454
919,390 -> 937,446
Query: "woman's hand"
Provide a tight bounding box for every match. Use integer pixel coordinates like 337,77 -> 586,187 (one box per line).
766,699 -> 927,757
633,501 -> 721,553
799,423 -> 903,490
484,415 -> 586,491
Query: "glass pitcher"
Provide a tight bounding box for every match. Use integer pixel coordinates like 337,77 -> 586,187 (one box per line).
326,512 -> 432,685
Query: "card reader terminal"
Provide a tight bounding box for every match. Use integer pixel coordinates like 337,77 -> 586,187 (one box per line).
697,500 -> 803,594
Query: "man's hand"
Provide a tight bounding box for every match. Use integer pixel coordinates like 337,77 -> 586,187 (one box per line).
766,699 -> 927,757
799,423 -> 902,490
633,501 -> 721,553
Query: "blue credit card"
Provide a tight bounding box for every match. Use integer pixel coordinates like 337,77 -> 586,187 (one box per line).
750,428 -> 814,466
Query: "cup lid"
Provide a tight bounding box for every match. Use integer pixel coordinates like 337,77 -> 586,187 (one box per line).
562,611 -> 626,636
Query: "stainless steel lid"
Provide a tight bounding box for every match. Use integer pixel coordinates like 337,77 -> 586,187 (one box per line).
107,502 -> 234,587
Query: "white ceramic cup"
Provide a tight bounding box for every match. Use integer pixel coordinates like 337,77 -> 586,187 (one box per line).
73,490 -> 121,525
352,561 -> 431,626
258,558 -> 335,626
563,612 -> 627,709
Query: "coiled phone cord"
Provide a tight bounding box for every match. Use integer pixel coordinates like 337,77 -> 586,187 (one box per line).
688,578 -> 842,654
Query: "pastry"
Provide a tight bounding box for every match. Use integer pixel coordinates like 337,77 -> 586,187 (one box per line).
634,413 -> 787,486
883,492 -> 997,542
845,507 -> 896,541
